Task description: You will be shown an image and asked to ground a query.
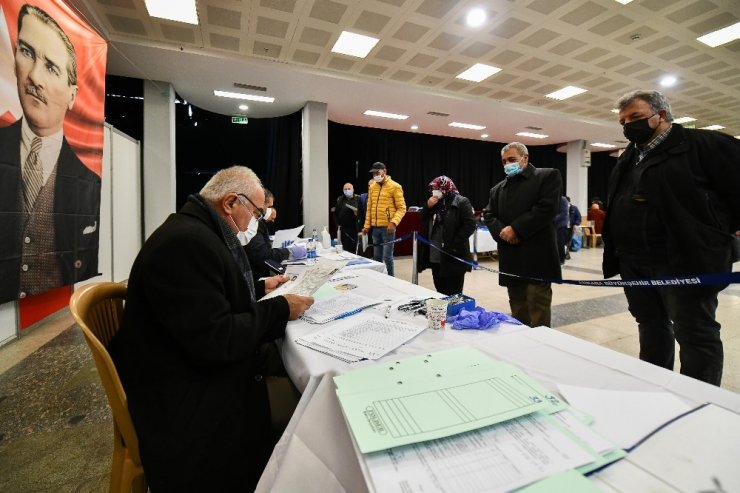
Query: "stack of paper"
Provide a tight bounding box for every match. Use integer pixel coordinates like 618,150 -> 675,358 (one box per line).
300,292 -> 381,324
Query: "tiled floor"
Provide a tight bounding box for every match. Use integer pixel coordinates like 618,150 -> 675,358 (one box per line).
0,246 -> 737,491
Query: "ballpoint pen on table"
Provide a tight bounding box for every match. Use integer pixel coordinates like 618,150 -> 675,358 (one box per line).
384,305 -> 392,318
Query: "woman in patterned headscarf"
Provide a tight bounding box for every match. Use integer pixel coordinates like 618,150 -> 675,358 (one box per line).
417,176 -> 477,295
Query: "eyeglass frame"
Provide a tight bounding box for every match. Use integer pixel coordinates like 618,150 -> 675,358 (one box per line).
235,192 -> 265,221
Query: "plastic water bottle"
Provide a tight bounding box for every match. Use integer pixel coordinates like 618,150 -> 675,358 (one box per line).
321,227 -> 332,249
306,237 -> 316,259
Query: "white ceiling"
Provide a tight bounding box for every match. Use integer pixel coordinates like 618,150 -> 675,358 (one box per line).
70,0 -> 740,148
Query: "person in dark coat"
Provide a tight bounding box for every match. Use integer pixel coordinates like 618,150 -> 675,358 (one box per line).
567,196 -> 582,256
603,90 -> 740,386
246,188 -> 289,281
554,195 -> 570,264
109,166 -> 314,491
333,182 -> 361,253
484,142 -> 562,327
417,176 -> 477,295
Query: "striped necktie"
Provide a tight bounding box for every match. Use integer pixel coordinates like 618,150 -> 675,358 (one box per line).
22,136 -> 43,212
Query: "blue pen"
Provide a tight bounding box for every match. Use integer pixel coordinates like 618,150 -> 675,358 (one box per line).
335,308 -> 363,320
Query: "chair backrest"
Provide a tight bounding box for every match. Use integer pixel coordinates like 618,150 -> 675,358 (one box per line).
69,282 -> 142,464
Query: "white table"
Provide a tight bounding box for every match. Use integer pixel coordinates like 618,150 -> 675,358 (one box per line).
258,269 -> 740,493
285,251 -> 386,276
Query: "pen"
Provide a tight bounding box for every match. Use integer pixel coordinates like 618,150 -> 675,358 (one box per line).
384,305 -> 392,318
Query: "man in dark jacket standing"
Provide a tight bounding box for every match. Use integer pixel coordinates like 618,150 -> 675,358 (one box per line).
110,166 -> 314,491
604,90 -> 740,386
334,182 -> 361,253
484,142 -> 562,327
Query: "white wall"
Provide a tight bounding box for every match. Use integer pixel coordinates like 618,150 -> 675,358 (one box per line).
302,101 -> 329,235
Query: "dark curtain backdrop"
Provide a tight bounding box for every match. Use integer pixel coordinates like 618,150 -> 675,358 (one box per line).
176,107 -> 303,230
587,150 -> 619,209
328,122 -> 567,212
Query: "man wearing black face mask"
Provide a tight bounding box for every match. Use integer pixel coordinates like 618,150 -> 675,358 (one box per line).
603,90 -> 740,387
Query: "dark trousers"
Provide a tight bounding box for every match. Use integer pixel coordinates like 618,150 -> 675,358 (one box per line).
620,260 -> 724,386
430,263 -> 465,295
506,282 -> 552,327
557,227 -> 569,263
340,227 -> 358,254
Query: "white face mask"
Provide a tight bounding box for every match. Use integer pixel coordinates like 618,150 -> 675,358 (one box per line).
264,207 -> 273,221
230,215 -> 259,246
373,174 -> 384,183
432,190 -> 443,199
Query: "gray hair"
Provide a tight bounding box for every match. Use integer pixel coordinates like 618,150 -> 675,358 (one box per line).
616,90 -> 673,122
501,142 -> 529,157
200,166 -> 262,203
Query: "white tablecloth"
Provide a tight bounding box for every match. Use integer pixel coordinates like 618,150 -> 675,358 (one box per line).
258,269 -> 740,493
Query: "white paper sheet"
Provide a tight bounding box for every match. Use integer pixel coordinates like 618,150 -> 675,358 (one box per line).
261,259 -> 346,299
301,292 -> 381,324
271,225 -> 305,248
557,384 -> 692,450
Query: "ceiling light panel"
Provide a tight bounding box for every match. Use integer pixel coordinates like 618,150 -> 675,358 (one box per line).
545,86 -> 588,100
466,8 -> 487,28
591,142 -> 616,148
673,116 -> 696,124
449,122 -> 486,130
700,124 -> 725,130
331,31 -> 380,58
213,90 -> 275,103
696,21 -> 740,48
516,132 -> 548,139
364,110 -> 409,120
456,63 -> 502,82
144,0 -> 198,24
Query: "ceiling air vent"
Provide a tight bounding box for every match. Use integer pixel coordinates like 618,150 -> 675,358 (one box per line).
427,111 -> 450,117
525,125 -> 543,130
233,82 -> 267,92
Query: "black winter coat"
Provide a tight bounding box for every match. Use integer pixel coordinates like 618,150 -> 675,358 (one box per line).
483,164 -> 562,286
110,196 -> 290,491
603,124 -> 739,278
417,194 -> 477,276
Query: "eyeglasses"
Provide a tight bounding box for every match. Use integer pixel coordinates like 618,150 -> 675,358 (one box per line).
235,193 -> 265,221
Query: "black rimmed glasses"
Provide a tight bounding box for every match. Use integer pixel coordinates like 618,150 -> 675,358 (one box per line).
235,193 -> 265,221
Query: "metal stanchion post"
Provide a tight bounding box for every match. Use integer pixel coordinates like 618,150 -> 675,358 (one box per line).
411,231 -> 419,285
473,226 -> 479,263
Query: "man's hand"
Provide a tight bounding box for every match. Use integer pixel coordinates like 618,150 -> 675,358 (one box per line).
499,225 -> 520,245
426,196 -> 439,208
264,275 -> 289,294
387,223 -> 397,234
361,228 -> 369,235
283,294 -> 314,320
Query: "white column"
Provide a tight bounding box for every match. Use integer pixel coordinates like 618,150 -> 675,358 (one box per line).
301,101 -> 329,236
566,140 -> 589,215
143,81 -> 176,239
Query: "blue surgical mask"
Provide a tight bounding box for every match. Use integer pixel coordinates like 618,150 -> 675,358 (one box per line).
344,190 -> 353,197
504,162 -> 523,177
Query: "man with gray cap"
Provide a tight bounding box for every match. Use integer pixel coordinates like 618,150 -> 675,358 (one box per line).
362,162 -> 406,276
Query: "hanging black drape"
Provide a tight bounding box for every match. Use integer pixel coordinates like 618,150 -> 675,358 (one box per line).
263,111 -> 303,230
328,121 -> 567,211
587,151 -> 618,209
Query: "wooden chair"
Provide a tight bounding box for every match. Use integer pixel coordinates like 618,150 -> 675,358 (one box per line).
580,221 -> 602,248
69,283 -> 147,493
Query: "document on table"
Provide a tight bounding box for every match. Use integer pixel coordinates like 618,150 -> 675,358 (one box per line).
261,258 -> 346,299
336,360 -> 559,453
557,384 -> 693,450
301,292 -> 381,324
363,412 -> 602,493
592,404 -> 740,493
295,312 -> 425,363
271,225 -> 304,248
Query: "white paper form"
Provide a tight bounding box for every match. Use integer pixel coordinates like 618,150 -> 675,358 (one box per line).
261,258 -> 346,299
557,384 -> 692,450
271,225 -> 304,248
295,312 -> 425,363
364,413 -> 598,493
592,404 -> 740,493
301,292 -> 381,324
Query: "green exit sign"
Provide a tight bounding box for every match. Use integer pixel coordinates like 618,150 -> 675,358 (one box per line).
231,116 -> 249,124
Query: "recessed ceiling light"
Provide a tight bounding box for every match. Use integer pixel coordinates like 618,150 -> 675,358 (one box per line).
410,125 -> 419,130
673,116 -> 696,124
700,124 -> 725,130
516,132 -> 548,139
214,90 -> 274,103
144,0 -> 198,24
735,135 -> 740,139
363,110 -> 409,120
610,108 -> 619,113
545,86 -> 587,100
697,21 -> 740,47
466,8 -> 487,27
449,122 -> 486,130
456,63 -> 502,83
331,31 -> 379,58
660,75 -> 677,87
591,143 -> 616,148
613,0 -> 633,4
481,133 -> 489,138
238,104 -> 248,111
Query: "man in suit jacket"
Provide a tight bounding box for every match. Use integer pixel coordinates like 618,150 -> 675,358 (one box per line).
0,4 -> 100,303
603,90 -> 740,386
484,142 -> 562,327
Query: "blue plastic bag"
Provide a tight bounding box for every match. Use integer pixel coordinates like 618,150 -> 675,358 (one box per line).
571,234 -> 582,252
446,307 -> 522,330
